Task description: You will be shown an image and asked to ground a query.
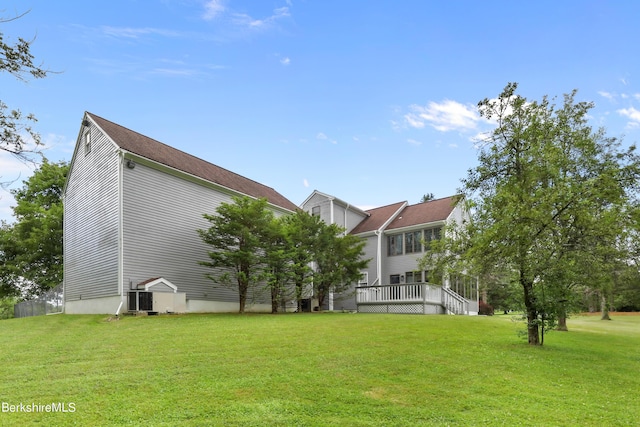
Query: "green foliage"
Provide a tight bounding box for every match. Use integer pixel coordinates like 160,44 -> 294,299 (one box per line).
199,200 -> 370,313
0,11 -> 50,166
198,196 -> 274,313
0,159 -> 68,297
0,296 -> 18,319
446,83 -> 640,345
1,314 -> 640,425
312,223 -> 369,309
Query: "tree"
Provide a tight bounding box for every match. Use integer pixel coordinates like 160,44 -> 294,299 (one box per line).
280,210 -> 323,312
460,83 -> 639,345
198,196 -> 274,314
420,193 -> 435,203
312,223 -> 369,310
1,11 -> 50,169
0,159 -> 68,297
263,215 -> 295,313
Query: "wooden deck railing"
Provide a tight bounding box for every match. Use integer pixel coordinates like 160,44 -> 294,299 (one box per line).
356,283 -> 469,315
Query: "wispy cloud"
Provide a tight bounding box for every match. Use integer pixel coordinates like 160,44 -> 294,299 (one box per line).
405,100 -> 480,132
280,57 -> 291,66
407,138 -> 422,146
618,107 -> 640,128
303,178 -> 309,188
316,132 -> 337,144
230,7 -> 290,30
203,0 -> 226,20
100,26 -> 182,40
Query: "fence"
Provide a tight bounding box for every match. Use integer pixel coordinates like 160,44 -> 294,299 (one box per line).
13,284 -> 63,318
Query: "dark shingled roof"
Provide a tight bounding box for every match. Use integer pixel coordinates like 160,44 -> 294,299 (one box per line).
349,201 -> 406,235
386,196 -> 459,230
350,196 -> 460,235
87,112 -> 298,212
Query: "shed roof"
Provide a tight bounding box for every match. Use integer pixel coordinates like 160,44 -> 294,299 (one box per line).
86,112 -> 298,212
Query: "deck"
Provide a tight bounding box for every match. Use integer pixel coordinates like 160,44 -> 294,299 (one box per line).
356,283 -> 471,315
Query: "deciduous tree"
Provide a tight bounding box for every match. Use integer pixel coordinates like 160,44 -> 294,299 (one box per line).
460,83 -> 639,345
1,11 -> 50,170
0,159 -> 68,297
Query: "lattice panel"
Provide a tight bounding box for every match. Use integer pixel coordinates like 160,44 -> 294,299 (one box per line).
388,304 -> 423,314
358,304 -> 388,313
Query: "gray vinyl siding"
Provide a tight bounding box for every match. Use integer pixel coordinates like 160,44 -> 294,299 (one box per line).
332,234 -> 376,310
382,230 -> 428,285
64,125 -> 120,301
121,161 -> 273,304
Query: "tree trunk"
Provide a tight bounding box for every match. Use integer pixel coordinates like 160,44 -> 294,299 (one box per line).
600,293 -> 611,320
238,281 -> 247,314
557,305 -> 568,331
557,315 -> 568,331
522,275 -> 540,345
271,284 -> 279,314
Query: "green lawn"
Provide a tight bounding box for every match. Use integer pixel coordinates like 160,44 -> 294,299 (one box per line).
0,312 -> 638,426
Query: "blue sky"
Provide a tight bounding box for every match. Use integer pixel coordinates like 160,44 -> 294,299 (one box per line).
2,0 -> 640,222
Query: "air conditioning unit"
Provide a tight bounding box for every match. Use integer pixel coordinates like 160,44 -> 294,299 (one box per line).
127,291 -> 186,313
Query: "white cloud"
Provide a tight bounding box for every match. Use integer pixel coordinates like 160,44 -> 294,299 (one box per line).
280,57 -> 291,66
405,100 -> 480,132
314,132 -> 336,144
618,107 -> 640,128
407,138 -> 422,146
598,91 -> 616,101
100,26 -> 181,40
230,7 -> 290,30
303,178 -> 309,188
203,0 -> 226,20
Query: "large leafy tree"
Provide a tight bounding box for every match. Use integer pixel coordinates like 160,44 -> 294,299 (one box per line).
198,196 -> 275,314
460,83 -> 639,345
280,210 -> 323,312
1,11 -> 50,169
312,223 -> 368,310
0,159 -> 68,297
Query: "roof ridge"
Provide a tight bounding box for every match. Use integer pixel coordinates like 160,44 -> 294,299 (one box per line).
86,112 -> 281,192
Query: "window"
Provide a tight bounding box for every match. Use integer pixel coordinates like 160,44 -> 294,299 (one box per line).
84,131 -> 92,155
424,227 -> 442,249
405,271 -> 423,284
311,206 -> 320,217
405,231 -> 423,253
358,272 -> 368,287
390,274 -> 401,284
388,234 -> 403,256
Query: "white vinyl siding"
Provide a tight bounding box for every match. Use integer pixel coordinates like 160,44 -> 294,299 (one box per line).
64,124 -> 120,301
122,161 -> 277,304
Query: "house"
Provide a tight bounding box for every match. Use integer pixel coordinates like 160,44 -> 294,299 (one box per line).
301,191 -> 479,315
63,112 -> 298,314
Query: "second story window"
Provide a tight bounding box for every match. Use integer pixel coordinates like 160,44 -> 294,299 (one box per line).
311,206 -> 320,217
388,234 -> 403,256
405,231 -> 422,253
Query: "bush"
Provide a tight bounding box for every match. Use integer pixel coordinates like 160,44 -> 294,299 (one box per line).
479,300 -> 494,316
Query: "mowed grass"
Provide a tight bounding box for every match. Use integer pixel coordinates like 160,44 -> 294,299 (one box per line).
0,313 -> 639,426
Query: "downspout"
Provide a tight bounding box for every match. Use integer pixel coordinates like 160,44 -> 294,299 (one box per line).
116,150 -> 125,315
374,202 -> 408,286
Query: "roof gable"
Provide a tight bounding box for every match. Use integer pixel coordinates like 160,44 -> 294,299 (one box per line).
86,112 -> 297,212
386,196 -> 460,230
349,201 -> 406,234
